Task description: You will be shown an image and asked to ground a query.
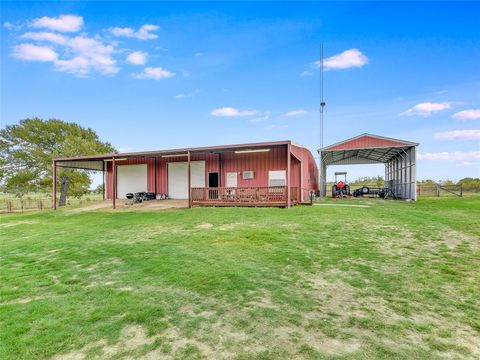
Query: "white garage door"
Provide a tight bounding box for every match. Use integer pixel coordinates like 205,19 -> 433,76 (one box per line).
168,161 -> 205,199
116,164 -> 148,199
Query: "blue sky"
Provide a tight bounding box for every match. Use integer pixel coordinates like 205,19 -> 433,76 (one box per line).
1,1 -> 479,182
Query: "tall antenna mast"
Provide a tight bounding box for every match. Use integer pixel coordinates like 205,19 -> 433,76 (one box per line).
320,43 -> 326,149
319,43 -> 326,197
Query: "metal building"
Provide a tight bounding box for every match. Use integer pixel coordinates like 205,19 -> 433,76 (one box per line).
53,140 -> 318,209
318,133 -> 419,200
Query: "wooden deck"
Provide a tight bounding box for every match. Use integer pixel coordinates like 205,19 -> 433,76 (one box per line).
191,186 -> 313,207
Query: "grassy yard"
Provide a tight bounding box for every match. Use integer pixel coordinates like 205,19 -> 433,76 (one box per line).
1,197 -> 479,360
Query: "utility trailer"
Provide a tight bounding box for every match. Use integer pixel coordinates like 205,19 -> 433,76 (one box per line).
352,186 -> 397,199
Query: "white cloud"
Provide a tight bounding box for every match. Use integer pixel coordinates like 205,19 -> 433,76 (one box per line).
418,151 -> 480,161
21,31 -> 69,45
12,15 -> 124,76
175,89 -> 200,99
248,115 -> 269,123
126,51 -> 147,65
134,67 -> 175,80
452,109 -> 480,121
54,36 -> 119,75
434,130 -> 480,140
31,14 -> 83,33
109,24 -> 159,40
283,109 -> 307,117
211,107 -> 258,117
401,102 -> 452,117
12,43 -> 58,62
300,70 -> 312,77
313,48 -> 368,71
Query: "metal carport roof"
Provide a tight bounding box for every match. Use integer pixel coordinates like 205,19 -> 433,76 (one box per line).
318,133 -> 419,200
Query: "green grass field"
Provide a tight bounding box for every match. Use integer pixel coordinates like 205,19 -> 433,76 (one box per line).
1,197 -> 479,359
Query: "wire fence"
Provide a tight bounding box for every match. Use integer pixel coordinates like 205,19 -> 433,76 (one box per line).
0,196 -> 101,213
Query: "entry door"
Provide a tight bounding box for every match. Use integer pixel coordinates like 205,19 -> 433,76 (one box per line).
167,161 -> 206,199
226,172 -> 237,188
208,172 -> 219,187
208,172 -> 219,199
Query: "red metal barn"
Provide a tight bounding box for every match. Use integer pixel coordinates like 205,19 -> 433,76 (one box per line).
53,141 -> 318,208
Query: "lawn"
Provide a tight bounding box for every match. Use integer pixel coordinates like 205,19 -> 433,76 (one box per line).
1,197 -> 479,360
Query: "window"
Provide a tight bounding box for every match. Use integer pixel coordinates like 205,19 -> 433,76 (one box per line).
268,170 -> 286,186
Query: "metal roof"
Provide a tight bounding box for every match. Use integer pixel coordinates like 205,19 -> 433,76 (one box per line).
54,140 -> 295,170
319,133 -> 418,165
55,140 -> 291,162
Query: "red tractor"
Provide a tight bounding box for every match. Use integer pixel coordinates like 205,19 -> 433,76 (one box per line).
332,172 -> 351,198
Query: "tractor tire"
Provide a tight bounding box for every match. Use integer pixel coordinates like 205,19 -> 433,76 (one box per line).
361,186 -> 369,194
345,185 -> 351,196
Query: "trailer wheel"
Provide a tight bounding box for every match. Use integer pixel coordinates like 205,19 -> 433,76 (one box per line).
362,186 -> 369,194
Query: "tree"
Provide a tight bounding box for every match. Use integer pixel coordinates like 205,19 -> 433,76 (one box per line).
0,118 -> 115,197
458,177 -> 480,189
349,176 -> 384,187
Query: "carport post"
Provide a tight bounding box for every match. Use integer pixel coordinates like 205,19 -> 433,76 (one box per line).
52,160 -> 56,210
187,151 -> 191,208
287,143 -> 291,208
102,161 -> 105,200
112,157 -> 116,209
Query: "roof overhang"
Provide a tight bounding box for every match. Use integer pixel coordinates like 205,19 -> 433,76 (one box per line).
320,146 -> 414,165
54,140 -> 293,170
318,134 -> 418,166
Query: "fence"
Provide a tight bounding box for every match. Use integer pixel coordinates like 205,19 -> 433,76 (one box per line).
0,197 -> 98,213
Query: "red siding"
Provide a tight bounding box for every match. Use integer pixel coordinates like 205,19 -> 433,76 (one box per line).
326,135 -> 410,150
291,144 -> 318,191
106,143 -> 319,199
220,147 -> 287,187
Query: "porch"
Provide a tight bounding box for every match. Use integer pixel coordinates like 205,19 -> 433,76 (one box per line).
191,186 -> 313,207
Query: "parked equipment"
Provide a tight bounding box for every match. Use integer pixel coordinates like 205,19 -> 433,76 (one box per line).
125,192 -> 156,205
332,172 -> 351,198
352,187 -> 397,199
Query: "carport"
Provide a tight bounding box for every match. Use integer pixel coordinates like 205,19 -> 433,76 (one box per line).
318,134 -> 419,200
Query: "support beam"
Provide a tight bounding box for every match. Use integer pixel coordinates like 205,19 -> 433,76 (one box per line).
112,157 -> 116,209
287,143 -> 291,208
154,157 -> 157,195
102,161 -> 105,201
52,160 -> 57,209
187,151 -> 191,208
218,153 -> 221,187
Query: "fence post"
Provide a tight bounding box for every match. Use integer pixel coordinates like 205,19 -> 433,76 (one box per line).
21,200 -> 24,213
460,184 -> 463,197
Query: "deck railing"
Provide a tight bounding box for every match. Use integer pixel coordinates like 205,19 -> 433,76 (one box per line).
191,186 -> 299,207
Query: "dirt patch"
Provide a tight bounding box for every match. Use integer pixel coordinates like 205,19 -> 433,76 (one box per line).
1,295 -> 46,305
65,202 -> 109,214
196,223 -> 213,229
51,325 -> 155,360
440,228 -> 479,250
303,333 -> 360,355
247,293 -> 278,309
0,220 -> 40,228
218,223 -> 239,231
